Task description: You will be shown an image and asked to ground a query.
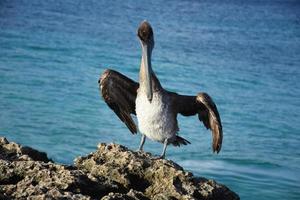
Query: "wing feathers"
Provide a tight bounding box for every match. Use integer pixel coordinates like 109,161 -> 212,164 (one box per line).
196,93 -> 222,153
99,69 -> 223,152
175,92 -> 223,153
99,69 -> 139,134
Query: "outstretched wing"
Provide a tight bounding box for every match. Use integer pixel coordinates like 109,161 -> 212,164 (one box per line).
98,69 -> 139,134
172,92 -> 223,153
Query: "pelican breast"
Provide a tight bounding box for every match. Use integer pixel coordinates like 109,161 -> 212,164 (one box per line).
135,91 -> 178,143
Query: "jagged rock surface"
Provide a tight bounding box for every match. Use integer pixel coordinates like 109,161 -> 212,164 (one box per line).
0,137 -> 125,199
0,137 -> 239,200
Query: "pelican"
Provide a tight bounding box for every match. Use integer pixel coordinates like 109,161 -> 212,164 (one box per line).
99,21 -> 222,158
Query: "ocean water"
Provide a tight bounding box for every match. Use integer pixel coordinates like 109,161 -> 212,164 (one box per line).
1,0 -> 300,199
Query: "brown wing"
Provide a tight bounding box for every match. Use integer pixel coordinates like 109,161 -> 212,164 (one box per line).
173,92 -> 223,153
98,69 -> 139,134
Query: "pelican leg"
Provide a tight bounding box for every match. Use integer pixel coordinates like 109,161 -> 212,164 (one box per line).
138,135 -> 146,151
159,138 -> 169,159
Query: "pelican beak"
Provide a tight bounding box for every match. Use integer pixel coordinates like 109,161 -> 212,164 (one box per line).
142,43 -> 152,102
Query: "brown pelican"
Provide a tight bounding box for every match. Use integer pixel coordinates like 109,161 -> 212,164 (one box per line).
99,21 -> 222,158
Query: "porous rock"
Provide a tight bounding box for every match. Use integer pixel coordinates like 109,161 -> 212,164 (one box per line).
0,137 -> 239,200
0,137 -> 51,162
75,143 -> 240,200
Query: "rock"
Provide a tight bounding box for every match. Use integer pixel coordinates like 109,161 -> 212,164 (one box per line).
20,146 -> 50,162
75,143 -> 239,200
0,137 -> 239,200
0,158 -> 128,199
0,137 -> 51,162
101,190 -> 149,200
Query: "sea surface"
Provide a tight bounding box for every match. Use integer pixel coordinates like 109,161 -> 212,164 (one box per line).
1,0 -> 300,199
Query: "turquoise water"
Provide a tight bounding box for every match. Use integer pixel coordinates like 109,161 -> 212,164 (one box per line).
1,0 -> 300,199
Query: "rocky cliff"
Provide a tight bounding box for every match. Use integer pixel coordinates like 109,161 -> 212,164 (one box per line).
0,137 -> 239,200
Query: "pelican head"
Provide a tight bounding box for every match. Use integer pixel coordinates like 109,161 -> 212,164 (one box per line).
138,21 -> 154,45
137,21 -> 154,102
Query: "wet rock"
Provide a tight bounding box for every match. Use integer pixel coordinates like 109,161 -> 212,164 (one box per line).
0,137 -> 239,200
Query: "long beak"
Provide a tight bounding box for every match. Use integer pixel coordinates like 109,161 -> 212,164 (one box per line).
142,43 -> 153,102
